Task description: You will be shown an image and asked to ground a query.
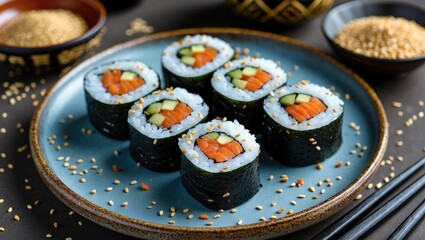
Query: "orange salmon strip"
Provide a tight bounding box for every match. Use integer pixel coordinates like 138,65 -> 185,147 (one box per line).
160,103 -> 192,129
196,135 -> 243,163
101,69 -> 145,95
285,97 -> 327,123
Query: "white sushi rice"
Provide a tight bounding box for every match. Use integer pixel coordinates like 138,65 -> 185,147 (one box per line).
84,60 -> 159,104
264,82 -> 344,131
178,119 -> 260,173
211,58 -> 287,102
161,34 -> 234,77
127,87 -> 209,139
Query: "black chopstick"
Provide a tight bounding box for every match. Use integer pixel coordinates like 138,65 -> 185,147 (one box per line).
387,198 -> 425,240
312,155 -> 425,240
338,173 -> 425,240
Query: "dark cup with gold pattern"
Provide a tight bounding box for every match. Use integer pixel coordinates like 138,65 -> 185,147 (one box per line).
0,0 -> 106,74
226,0 -> 334,26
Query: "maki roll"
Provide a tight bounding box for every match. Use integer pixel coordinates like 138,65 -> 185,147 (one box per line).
128,87 -> 209,172
162,34 -> 234,104
263,82 -> 344,166
178,119 -> 261,210
211,58 -> 286,133
84,60 -> 159,139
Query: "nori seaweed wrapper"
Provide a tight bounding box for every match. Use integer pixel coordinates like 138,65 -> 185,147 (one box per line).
212,90 -> 265,134
162,66 -> 214,106
180,153 -> 261,210
263,113 -> 343,166
129,124 -> 181,172
84,89 -> 133,140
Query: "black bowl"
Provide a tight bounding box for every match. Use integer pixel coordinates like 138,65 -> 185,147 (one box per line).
0,0 -> 107,74
322,1 -> 425,76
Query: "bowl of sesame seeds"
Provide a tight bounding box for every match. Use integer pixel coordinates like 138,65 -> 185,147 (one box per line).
322,1 -> 425,76
0,0 -> 106,74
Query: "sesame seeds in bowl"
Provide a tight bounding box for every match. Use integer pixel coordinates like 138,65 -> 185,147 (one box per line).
0,0 -> 106,74
322,1 -> 425,76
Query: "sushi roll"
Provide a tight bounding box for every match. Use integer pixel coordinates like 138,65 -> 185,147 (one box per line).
161,34 -> 234,104
128,87 -> 209,172
178,119 -> 261,210
211,58 -> 286,133
263,82 -> 344,166
84,60 -> 159,139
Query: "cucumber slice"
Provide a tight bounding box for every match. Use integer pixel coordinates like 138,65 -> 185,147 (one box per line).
145,102 -> 162,115
147,113 -> 165,127
217,133 -> 234,145
191,44 -> 205,53
178,47 -> 192,56
231,78 -> 247,89
295,94 -> 311,104
242,67 -> 258,77
279,94 -> 296,106
161,100 -> 179,111
120,71 -> 137,81
226,69 -> 243,79
206,132 -> 219,140
180,56 -> 196,66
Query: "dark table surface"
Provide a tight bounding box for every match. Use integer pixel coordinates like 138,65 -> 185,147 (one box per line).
0,0 -> 424,239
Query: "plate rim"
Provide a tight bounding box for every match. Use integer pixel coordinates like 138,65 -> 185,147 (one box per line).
30,27 -> 389,239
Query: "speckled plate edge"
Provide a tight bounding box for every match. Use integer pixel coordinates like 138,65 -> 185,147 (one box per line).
30,28 -> 389,240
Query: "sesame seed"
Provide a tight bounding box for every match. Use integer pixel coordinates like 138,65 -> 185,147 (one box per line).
367,183 -> 374,189
376,182 -> 383,189
384,177 -> 390,183
355,194 -> 362,200
287,210 -> 293,214
140,183 -> 150,191
396,141 -> 404,147
7,207 -> 12,213
106,187 -> 113,192
158,210 -> 164,216
291,201 -> 297,206
108,200 -> 114,206
313,196 -> 319,199
316,146 -> 321,151
237,219 -> 243,225
205,221 -> 214,226
259,217 -> 266,221
124,187 -> 129,193
309,186 -> 316,192
90,189 -> 96,195
390,172 -> 396,178
320,189 -> 325,194
80,178 -> 86,183
187,214 -> 193,219
14,215 -> 20,221
230,208 -> 237,213
336,176 -> 343,180
336,161 -> 343,168
256,205 -> 263,210
316,163 -> 323,170
168,220 -> 175,224
280,175 -> 289,182
392,101 -> 402,108
276,188 -> 283,193
268,175 -> 274,180
223,192 -> 230,198
298,194 -> 306,199
318,181 -> 323,186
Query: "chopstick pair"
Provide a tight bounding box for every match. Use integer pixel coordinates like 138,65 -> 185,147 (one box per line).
312,155 -> 425,240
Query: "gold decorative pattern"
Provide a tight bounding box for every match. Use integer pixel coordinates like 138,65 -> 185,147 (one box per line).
227,0 -> 334,25
57,44 -> 86,65
31,54 -> 51,68
8,55 -> 25,66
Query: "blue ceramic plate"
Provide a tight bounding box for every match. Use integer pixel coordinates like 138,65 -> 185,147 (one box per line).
30,28 -> 388,239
